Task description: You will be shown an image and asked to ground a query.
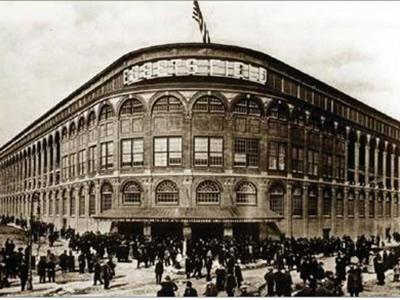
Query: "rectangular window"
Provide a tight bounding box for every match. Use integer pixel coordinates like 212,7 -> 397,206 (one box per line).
100,122 -> 114,137
268,142 -> 286,171
88,146 -> 97,173
234,138 -> 259,168
194,137 -> 223,167
69,153 -> 76,178
336,155 -> 345,180
307,150 -> 319,176
120,119 -> 130,134
154,137 -> 182,167
100,142 -> 114,169
121,138 -> 144,167
62,156 -> 68,179
322,153 -> 333,178
292,146 -> 304,173
78,150 -> 86,176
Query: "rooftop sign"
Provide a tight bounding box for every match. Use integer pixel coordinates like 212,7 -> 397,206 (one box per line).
123,58 -> 267,85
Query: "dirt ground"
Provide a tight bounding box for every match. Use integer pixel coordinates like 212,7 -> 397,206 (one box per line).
0,225 -> 399,297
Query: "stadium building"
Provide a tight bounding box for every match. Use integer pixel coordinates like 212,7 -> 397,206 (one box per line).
0,43 -> 399,240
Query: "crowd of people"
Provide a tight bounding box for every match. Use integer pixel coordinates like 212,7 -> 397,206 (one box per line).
0,214 -> 399,296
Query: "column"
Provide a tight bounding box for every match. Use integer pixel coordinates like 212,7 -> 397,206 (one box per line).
365,135 -> 370,185
374,138 -> 379,184
318,186 -> 323,236
286,183 -> 293,237
391,145 -> 396,189
382,141 -> 388,189
343,188 -> 349,219
354,130 -> 360,184
344,127 -> 350,183
182,221 -> 192,257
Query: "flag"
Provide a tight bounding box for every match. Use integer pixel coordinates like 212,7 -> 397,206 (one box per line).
192,0 -> 211,43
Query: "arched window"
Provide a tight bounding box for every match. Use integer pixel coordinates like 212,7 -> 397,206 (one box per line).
153,96 -> 183,113
69,123 -> 76,137
99,104 -> 114,121
369,193 -> 375,217
377,193 -> 383,217
78,117 -> 86,133
233,98 -> 261,116
385,194 -> 391,218
48,192 -> 53,216
196,181 -> 220,205
292,187 -> 303,217
120,98 -> 144,116
88,111 -> 96,127
89,184 -> 96,216
55,191 -> 60,215
308,188 -> 318,217
62,127 -> 68,141
70,188 -> 76,216
236,182 -> 257,205
336,191 -> 344,216
156,180 -> 179,204
267,102 -> 288,121
270,184 -> 284,215
101,183 -> 113,212
348,191 -> 355,217
359,192 -> 365,217
193,96 -> 225,113
123,181 -> 142,204
79,187 -> 85,216
62,190 -> 67,216
322,189 -> 331,217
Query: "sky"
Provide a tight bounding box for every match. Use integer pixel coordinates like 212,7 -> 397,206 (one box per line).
1,1 -> 400,147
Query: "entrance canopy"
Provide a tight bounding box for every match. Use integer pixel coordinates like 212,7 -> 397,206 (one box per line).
94,206 -> 282,223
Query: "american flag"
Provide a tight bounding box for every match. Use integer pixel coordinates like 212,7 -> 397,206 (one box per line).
192,0 -> 211,43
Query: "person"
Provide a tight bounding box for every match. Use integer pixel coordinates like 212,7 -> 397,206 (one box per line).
158,275 -> 178,297
155,259 -> 164,285
215,264 -> 226,292
264,267 -> 275,296
37,256 -> 47,283
183,281 -> 198,297
205,257 -> 213,281
234,262 -> 243,288
347,265 -> 363,297
93,260 -> 103,286
78,252 -> 86,274
106,257 -> 116,280
59,251 -> 68,273
47,259 -> 56,283
68,251 -> 75,272
185,257 -> 193,279
19,261 -> 28,291
204,280 -> 219,297
393,262 -> 400,282
102,263 -> 111,290
226,273 -> 237,297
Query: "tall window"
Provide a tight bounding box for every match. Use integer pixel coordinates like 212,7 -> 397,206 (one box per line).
233,98 -> 261,116
79,188 -> 85,216
154,137 -> 182,167
123,182 -> 142,204
156,180 -> 179,204
359,192 -> 365,217
78,117 -> 86,133
377,194 -> 383,217
69,153 -> 77,178
323,190 -> 332,217
336,192 -> 344,216
88,111 -> 96,128
292,187 -> 303,217
100,142 -> 113,169
322,153 -> 333,178
348,191 -> 355,217
70,189 -> 76,216
292,146 -> 304,174
234,138 -> 259,168
62,190 -> 67,216
307,150 -> 319,176
385,195 -> 391,217
55,191 -> 60,215
308,188 -> 318,217
394,195 -> 399,218
268,142 -> 286,171
101,183 -> 113,212
153,96 -> 182,113
62,156 -> 68,179
78,150 -> 86,176
99,104 -> 114,121
267,103 -> 288,121
88,146 -> 97,173
100,123 -> 114,137
236,182 -> 257,205
194,137 -> 223,167
89,185 -> 96,216
369,194 -> 375,217
336,156 -> 345,180
193,96 -> 225,113
121,139 -> 144,167
196,181 -> 220,205
270,185 -> 284,216
120,98 -> 143,116
42,193 -> 46,216
48,192 -> 53,216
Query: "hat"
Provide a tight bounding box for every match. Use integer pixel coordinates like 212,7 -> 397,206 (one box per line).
164,275 -> 171,282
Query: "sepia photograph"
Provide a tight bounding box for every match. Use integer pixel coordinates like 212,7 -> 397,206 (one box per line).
0,0 -> 400,297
